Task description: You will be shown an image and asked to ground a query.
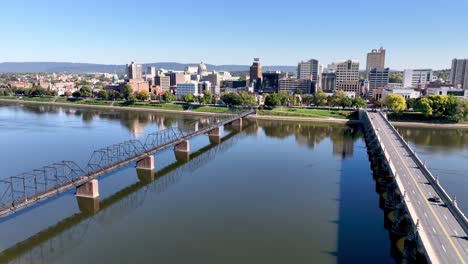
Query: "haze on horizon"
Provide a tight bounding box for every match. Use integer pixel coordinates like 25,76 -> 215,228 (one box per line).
1,0 -> 467,70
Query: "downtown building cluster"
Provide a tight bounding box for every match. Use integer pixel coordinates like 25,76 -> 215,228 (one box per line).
2,53 -> 468,102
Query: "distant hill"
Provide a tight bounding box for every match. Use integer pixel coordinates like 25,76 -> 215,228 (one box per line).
0,62 -> 297,73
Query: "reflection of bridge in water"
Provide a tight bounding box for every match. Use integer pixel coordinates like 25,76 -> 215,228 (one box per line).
0,109 -> 253,218
0,127 -> 245,264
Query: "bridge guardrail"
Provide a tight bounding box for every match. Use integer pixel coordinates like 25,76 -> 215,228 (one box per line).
362,111 -> 434,262
377,111 -> 468,236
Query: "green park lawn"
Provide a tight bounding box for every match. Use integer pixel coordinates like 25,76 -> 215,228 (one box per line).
258,107 -> 357,120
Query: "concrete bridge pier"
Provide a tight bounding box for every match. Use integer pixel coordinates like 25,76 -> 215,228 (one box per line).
136,156 -> 155,182
228,118 -> 242,131
208,127 -> 221,145
75,179 -> 100,214
175,140 -> 190,162
76,179 -> 99,199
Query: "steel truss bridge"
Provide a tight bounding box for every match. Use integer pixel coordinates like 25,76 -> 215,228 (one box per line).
0,128 -> 244,264
0,109 -> 254,218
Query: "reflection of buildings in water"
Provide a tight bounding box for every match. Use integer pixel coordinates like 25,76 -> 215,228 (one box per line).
332,138 -> 354,159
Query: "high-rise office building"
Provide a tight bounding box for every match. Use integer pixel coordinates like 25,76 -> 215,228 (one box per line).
403,69 -> 433,89
249,58 -> 263,91
335,60 -> 360,96
262,71 -> 281,93
147,66 -> 156,76
366,47 -> 385,77
126,62 -> 143,80
450,59 -> 468,89
368,68 -> 389,96
155,76 -> 171,92
297,59 -> 319,82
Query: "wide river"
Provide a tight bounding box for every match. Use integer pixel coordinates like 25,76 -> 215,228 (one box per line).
0,102 -> 465,263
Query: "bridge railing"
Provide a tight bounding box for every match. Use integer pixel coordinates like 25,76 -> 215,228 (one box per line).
0,108 -> 255,217
0,161 -> 85,212
363,111 -> 433,261
377,111 -> 468,235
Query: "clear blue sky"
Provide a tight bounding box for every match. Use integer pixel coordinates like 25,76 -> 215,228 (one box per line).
1,0 -> 467,69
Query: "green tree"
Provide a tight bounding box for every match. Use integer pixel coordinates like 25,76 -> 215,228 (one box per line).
427,95 -> 449,117
162,90 -> 175,102
183,93 -> 195,103
353,97 -> 366,109
221,92 -> 241,105
238,91 -> 257,106
385,93 -> 406,112
331,90 -> 347,107
135,90 -> 149,101
452,99 -> 468,122
389,73 -> 403,83
29,86 -> 49,96
72,91 -> 81,98
302,94 -> 313,106
202,90 -> 212,105
122,84 -> 133,100
313,91 -> 328,106
98,90 -> 109,100
264,93 -> 281,107
277,91 -> 289,106
108,90 -> 123,100
406,98 -> 417,110
341,96 -> 353,108
415,97 -> 433,117
79,86 -> 92,97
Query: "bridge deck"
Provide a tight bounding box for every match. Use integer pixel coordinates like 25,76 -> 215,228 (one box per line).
0,110 -> 254,218
368,111 -> 468,264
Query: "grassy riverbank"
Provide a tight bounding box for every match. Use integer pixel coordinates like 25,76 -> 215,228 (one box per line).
257,107 -> 358,120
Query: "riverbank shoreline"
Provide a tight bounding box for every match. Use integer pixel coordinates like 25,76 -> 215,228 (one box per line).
392,121 -> 468,129
0,98 -> 230,117
1,98 -> 467,128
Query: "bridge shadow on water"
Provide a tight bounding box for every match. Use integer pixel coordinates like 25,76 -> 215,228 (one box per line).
0,123 -> 251,264
327,126 -> 395,264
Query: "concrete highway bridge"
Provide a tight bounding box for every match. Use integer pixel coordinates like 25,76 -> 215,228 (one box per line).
363,111 -> 468,264
0,109 -> 254,218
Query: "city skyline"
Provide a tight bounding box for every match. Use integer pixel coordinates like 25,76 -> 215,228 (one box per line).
1,0 -> 468,70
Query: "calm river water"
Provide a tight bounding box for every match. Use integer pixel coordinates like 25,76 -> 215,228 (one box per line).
3,102 -> 464,263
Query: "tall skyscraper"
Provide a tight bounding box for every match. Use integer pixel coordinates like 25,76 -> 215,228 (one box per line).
366,47 -> 386,77
249,58 -> 263,91
297,59 -> 319,82
126,62 -> 143,80
368,68 -> 389,96
450,59 -> 468,89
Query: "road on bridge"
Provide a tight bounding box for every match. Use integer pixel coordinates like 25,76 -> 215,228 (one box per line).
369,111 -> 468,264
